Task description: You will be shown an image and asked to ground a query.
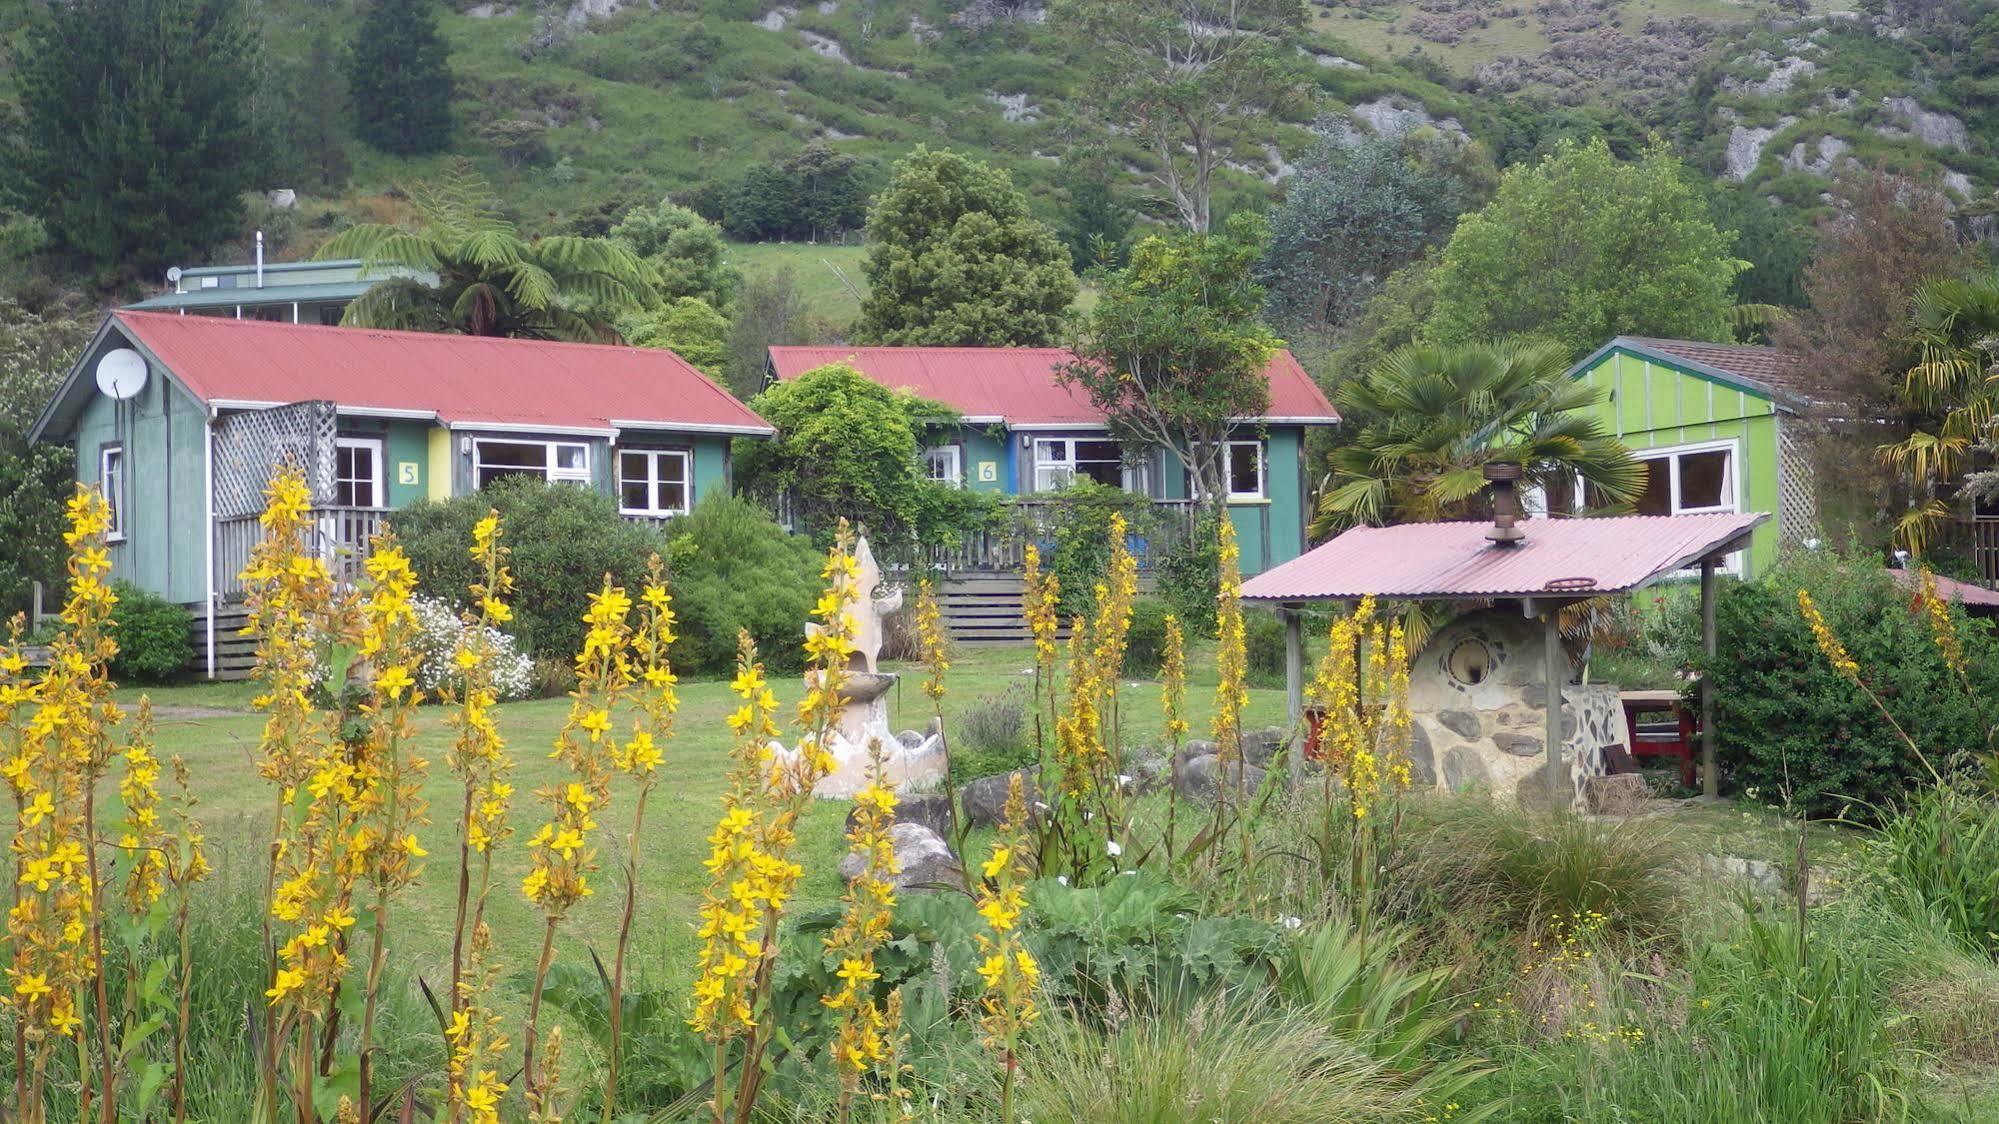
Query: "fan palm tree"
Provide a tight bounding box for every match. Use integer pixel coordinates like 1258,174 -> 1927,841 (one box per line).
1313,338 -> 1643,539
316,168 -> 656,341
1881,273 -> 1999,554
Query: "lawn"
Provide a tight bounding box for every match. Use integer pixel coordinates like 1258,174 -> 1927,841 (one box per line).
128,640 -> 1290,1000
725,239 -> 870,328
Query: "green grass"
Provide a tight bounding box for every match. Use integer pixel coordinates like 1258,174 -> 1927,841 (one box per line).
128,640 -> 1288,996
725,239 -> 870,327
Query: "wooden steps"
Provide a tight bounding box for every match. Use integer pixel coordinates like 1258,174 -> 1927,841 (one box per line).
183,602 -> 257,680
935,575 -> 1030,644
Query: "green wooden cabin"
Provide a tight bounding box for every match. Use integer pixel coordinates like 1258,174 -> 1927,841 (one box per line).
765,346 -> 1341,577
1567,336 -> 1817,579
31,311 -> 771,675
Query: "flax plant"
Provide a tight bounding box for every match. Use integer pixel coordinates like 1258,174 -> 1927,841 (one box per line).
822,741 -> 900,1123
603,557 -> 678,1122
522,576 -> 634,1113
974,775 -> 1040,1124
1797,589 -> 1943,784
445,511 -> 517,1046
350,535 -> 429,1113
5,488 -> 122,1122
1160,614 -> 1189,856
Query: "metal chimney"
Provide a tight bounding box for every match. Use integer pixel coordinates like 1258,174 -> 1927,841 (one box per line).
255,230 -> 265,288
1484,461 -> 1526,545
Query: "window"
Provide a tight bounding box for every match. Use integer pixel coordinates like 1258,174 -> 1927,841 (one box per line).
923,445 -> 963,487
618,449 -> 691,516
1033,438 -> 1124,491
1225,440 -> 1265,500
474,440 -> 591,490
99,444 -> 126,542
334,436 -> 385,508
1633,442 -> 1736,516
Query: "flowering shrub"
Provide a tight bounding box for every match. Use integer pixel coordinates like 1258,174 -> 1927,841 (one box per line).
409,595 -> 533,701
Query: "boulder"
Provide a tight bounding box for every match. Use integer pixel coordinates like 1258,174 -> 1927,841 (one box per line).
1175,754 -> 1266,804
1241,727 -> 1287,769
1582,773 -> 1650,816
1701,854 -> 1785,900
1175,738 -> 1219,765
839,823 -> 964,892
959,769 -> 1041,828
845,792 -> 953,840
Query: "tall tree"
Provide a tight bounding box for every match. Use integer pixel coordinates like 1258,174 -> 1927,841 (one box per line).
10,0 -> 259,275
1773,168 -> 1970,413
610,198 -> 739,309
721,143 -> 872,242
0,305 -> 94,615
1059,0 -> 1305,232
1425,139 -> 1741,357
724,266 -> 817,398
1260,123 -> 1487,338
854,148 -> 1077,347
1315,339 -> 1640,537
621,297 -> 730,378
1062,213 -> 1278,507
319,169 -> 656,340
347,0 -> 454,156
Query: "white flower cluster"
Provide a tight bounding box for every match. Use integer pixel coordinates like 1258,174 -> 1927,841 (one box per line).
409,595 -> 534,701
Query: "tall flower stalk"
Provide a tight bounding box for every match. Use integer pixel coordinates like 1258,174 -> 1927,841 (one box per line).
522,576 -> 633,1115
1304,597 -> 1412,930
350,535 -> 428,1114
1160,613 -> 1189,856
603,557 -> 678,1123
822,742 -> 899,1124
1797,588 -> 1942,784
1210,518 -> 1250,858
445,513 -> 517,1046
162,755 -> 209,1124
1022,545 -> 1061,772
974,775 -> 1040,1124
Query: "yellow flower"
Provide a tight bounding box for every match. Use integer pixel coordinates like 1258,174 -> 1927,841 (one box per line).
376,665 -> 415,700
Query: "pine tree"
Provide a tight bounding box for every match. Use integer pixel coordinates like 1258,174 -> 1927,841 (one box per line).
10,0 -> 259,275
347,0 -> 454,157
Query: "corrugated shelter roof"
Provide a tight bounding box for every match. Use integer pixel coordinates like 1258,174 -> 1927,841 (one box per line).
36,311 -> 772,438
1241,513 -> 1767,602
1892,568 -> 1999,608
766,345 -> 1339,427
1571,336 -> 1812,410
125,282 -> 378,311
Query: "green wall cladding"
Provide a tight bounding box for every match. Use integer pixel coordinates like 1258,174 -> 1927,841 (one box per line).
72,363 -> 210,605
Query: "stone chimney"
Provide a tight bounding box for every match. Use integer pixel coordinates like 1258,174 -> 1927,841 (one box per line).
1484,461 -> 1526,545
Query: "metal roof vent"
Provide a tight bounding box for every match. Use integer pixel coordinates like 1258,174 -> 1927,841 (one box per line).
1484,461 -> 1526,545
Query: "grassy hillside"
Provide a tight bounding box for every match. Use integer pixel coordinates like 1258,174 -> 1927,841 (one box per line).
726,239 -> 869,324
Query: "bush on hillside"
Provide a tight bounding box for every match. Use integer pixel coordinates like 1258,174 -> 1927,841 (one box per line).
108,582 -> 192,683
661,493 -> 822,676
390,478 -> 662,659
1697,552 -> 1999,818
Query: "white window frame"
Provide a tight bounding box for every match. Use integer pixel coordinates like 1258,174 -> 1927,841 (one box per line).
618,448 -> 692,517
99,444 -> 126,542
1634,438 -> 1743,575
922,445 -> 963,488
473,439 -> 592,490
334,435 -> 386,509
1032,436 -> 1127,493
1224,439 -> 1266,501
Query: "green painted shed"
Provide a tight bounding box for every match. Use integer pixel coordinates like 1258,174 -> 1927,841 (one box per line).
31,311 -> 771,676
1566,336 -> 1817,579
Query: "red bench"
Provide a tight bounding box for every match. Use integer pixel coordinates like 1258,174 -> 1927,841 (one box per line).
1620,690 -> 1698,788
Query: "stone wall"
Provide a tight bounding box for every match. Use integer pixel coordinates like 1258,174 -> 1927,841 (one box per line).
1405,608 -> 1617,811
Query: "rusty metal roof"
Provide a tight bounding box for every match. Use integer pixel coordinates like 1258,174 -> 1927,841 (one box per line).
1892,568 -> 1999,608
1241,513 -> 1767,602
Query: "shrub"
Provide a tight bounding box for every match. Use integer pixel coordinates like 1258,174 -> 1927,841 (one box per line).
1124,597 -> 1173,675
1698,552 -> 1999,817
660,493 -> 822,676
108,582 -> 191,683
408,595 -> 532,700
954,685 -> 1032,779
1040,481 -> 1157,618
1247,607 -> 1288,687
1156,514 -> 1222,635
391,477 -> 663,659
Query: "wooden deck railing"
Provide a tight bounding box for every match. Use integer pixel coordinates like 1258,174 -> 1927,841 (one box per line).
217,506 -> 388,599
926,498 -> 1202,574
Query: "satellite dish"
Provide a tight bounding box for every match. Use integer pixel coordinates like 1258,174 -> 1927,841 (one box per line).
95,349 -> 148,400
165,266 -> 183,284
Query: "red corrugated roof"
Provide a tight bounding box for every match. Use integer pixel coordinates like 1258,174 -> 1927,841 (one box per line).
1241,513 -> 1767,602
113,311 -> 771,434
766,345 -> 1339,427
1893,569 -> 1999,608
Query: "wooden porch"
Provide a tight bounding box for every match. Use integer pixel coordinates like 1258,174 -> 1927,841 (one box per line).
216,506 -> 389,600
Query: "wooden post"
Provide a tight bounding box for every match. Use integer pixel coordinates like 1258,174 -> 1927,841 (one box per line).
1284,606 -> 1306,787
1544,607 -> 1566,808
1700,556 -> 1719,799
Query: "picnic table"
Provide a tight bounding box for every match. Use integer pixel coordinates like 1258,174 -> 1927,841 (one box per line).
1620,689 -> 1698,788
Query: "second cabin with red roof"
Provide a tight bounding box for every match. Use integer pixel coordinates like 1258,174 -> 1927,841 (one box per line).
765,345 -> 1340,576
31,312 -> 772,673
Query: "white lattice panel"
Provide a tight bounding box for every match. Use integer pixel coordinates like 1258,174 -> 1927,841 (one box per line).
213,401 -> 337,518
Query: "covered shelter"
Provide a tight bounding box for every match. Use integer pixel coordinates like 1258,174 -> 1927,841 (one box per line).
1243,493 -> 1767,803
